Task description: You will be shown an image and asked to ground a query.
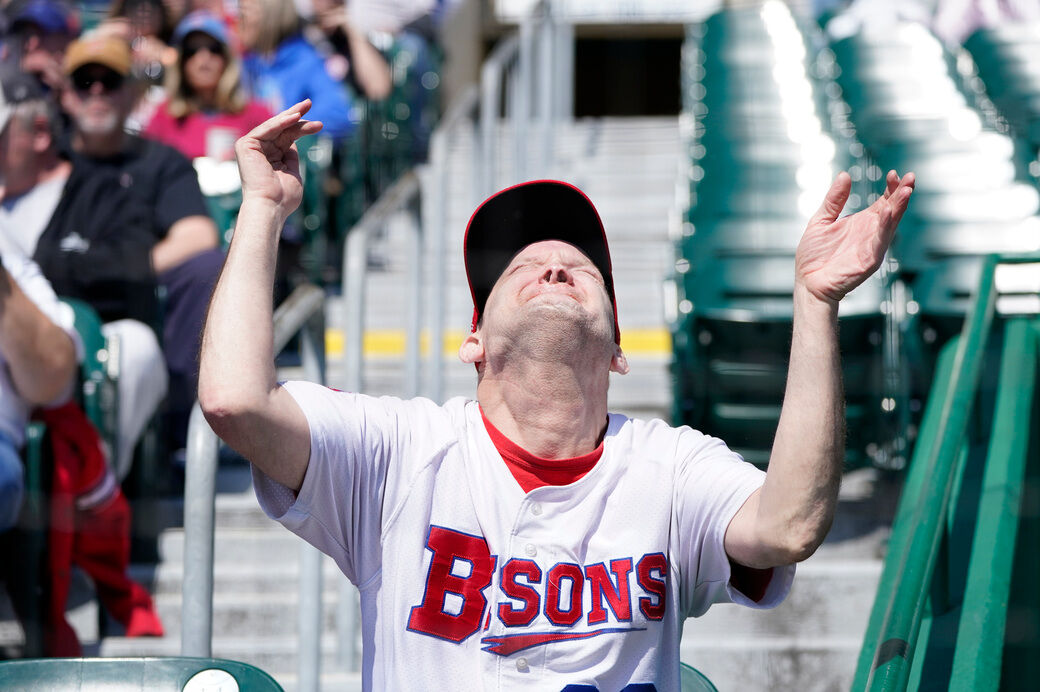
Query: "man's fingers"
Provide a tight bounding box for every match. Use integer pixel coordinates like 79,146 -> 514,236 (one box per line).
887,177 -> 915,230
810,172 -> 852,226
882,170 -> 899,199
241,101 -> 317,145
280,119 -> 324,145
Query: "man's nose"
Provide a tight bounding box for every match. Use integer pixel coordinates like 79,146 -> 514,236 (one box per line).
541,265 -> 572,284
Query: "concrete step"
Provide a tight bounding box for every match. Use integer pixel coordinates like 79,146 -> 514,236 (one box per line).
681,560 -> 881,643
149,592 -> 342,639
158,528 -> 305,566
127,560 -> 348,598
680,636 -> 860,691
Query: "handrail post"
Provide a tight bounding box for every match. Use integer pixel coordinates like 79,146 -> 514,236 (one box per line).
480,61 -> 502,198
404,201 -> 423,396
422,158 -> 446,403
516,13 -> 534,183
181,403 -> 219,658
859,257 -> 1001,690
342,223 -> 369,394
537,6 -> 555,176
297,303 -> 326,692
182,284 -> 326,661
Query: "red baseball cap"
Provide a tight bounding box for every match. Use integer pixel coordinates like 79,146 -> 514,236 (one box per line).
463,180 -> 620,343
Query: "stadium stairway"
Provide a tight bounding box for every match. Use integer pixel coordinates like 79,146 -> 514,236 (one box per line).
1,117 -> 893,690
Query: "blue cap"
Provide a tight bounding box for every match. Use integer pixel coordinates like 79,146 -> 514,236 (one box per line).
171,11 -> 229,48
11,0 -> 79,36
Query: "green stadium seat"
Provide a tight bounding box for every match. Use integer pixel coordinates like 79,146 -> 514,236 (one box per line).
680,662 -> 719,691
0,657 -> 283,691
62,299 -> 118,452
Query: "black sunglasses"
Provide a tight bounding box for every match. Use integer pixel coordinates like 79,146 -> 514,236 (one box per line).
71,70 -> 124,94
182,41 -> 224,60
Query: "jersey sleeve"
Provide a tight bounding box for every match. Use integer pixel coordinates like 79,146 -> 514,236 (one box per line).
672,431 -> 795,617
251,381 -> 449,586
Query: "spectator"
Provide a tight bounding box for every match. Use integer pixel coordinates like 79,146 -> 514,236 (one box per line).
4,0 -> 80,94
104,0 -> 175,83
0,66 -> 168,480
0,72 -> 79,525
307,0 -> 392,101
0,247 -> 77,534
238,0 -> 355,140
0,67 -> 69,257
343,0 -> 448,161
0,68 -> 163,654
37,35 -> 221,459
143,10 -> 271,160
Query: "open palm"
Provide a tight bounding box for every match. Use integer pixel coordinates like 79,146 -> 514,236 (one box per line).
235,100 -> 324,220
796,170 -> 915,303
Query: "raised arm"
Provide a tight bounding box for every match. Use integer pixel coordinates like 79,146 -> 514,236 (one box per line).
725,170 -> 915,569
198,102 -> 323,491
0,262 -> 77,406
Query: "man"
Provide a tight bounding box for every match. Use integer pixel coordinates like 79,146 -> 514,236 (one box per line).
199,103 -> 915,689
3,0 -> 80,94
0,70 -> 79,526
33,34 -> 223,457
0,64 -> 166,480
0,67 -> 164,653
0,67 -> 79,531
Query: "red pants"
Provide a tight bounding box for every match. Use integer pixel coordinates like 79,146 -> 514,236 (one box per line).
37,402 -> 163,656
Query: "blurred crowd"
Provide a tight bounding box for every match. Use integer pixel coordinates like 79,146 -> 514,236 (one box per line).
0,0 -> 447,657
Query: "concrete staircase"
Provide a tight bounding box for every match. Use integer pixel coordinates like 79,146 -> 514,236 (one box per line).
1,117 -> 893,690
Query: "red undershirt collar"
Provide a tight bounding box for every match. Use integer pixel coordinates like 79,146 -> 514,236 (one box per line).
480,407 -> 604,493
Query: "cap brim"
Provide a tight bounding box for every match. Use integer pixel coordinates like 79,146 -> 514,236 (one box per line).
463,179 -> 618,341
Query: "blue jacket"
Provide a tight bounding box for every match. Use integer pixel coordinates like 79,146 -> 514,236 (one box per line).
243,35 -> 355,140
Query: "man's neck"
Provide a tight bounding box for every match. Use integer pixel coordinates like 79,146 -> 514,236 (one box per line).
74,130 -> 127,158
477,357 -> 610,461
1,156 -> 71,201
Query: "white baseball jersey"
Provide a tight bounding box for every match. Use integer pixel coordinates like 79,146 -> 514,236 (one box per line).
253,381 -> 795,691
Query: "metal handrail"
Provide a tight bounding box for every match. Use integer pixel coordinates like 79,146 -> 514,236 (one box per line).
854,254 -> 1040,690
181,283 -> 327,664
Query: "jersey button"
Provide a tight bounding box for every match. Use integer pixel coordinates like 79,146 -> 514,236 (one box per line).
531,504 -> 543,516
516,657 -> 529,672
524,543 -> 537,558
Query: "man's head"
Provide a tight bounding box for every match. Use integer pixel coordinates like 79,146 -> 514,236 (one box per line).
461,180 -> 627,376
61,34 -> 134,139
9,0 -> 80,91
0,68 -> 59,196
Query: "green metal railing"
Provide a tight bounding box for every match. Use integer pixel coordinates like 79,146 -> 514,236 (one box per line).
854,253 -> 1040,691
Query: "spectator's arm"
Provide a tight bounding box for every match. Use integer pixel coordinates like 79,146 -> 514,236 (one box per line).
724,171 -> 915,569
319,9 -> 392,101
199,102 -> 322,491
0,264 -> 77,405
151,215 -> 219,274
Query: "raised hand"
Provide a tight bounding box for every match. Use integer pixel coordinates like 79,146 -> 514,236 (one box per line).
796,170 -> 915,304
234,101 -> 324,222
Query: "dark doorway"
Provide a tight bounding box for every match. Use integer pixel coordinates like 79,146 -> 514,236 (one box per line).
574,37 -> 682,117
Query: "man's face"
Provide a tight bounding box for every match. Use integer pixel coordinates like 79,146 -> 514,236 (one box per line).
0,113 -> 42,190
481,240 -> 616,345
17,26 -> 73,92
63,64 -> 132,137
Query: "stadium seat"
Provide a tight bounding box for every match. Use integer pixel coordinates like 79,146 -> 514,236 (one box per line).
62,299 -> 118,454
0,657 -> 283,691
680,662 -> 719,692
963,23 -> 1040,146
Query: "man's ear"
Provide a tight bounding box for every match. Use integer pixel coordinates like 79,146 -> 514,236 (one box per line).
610,344 -> 629,375
458,331 -> 485,365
